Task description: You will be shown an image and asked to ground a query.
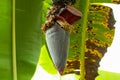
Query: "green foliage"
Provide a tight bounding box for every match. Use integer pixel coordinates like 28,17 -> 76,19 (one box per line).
0,0 -> 42,80
42,0 -> 51,24
38,45 -> 58,74
90,0 -> 112,3
16,0 -> 42,79
0,0 -> 117,80
0,0 -> 12,79
96,70 -> 120,80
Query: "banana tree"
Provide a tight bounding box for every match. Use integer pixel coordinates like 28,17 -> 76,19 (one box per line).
39,0 -> 119,80
0,0 -> 119,80
0,0 -> 43,80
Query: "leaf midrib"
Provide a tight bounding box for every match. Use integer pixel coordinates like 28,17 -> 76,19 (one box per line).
12,0 -> 17,80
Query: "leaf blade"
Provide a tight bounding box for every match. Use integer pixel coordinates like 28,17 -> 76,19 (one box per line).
0,0 -> 12,80
15,0 -> 43,79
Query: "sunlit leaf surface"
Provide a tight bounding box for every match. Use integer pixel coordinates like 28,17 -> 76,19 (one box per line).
38,45 -> 58,74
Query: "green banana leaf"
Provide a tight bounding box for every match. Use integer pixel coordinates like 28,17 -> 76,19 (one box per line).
96,70 -> 120,80
0,0 -> 42,80
90,0 -> 112,3
0,0 -> 12,79
38,45 -> 58,74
